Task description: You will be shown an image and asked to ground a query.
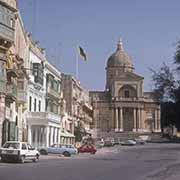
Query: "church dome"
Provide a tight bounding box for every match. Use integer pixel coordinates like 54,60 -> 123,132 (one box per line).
107,39 -> 134,70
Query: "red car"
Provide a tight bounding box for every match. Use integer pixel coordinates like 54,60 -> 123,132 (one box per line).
78,144 -> 97,154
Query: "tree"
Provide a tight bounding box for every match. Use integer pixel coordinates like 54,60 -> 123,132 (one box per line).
74,122 -> 87,142
150,40 -> 180,130
150,63 -> 175,102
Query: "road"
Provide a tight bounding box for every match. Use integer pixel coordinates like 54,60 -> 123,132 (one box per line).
1,143 -> 180,180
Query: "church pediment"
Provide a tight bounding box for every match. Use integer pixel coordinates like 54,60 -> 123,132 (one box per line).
118,72 -> 144,81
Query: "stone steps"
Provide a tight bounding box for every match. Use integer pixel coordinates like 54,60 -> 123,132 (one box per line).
96,131 -> 162,141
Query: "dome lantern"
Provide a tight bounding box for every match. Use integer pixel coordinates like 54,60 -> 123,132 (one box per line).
106,39 -> 134,71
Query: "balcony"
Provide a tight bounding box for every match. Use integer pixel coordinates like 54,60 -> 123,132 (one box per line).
17,90 -> 27,103
0,77 -> 6,94
0,23 -> 14,43
83,114 -> 93,123
5,106 -> 12,119
27,112 -> 61,126
112,97 -> 145,102
6,83 -> 17,102
47,86 -> 60,99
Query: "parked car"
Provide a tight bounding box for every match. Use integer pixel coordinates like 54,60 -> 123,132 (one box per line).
104,138 -> 115,147
39,144 -> 78,157
120,140 -> 137,146
96,139 -> 104,148
78,144 -> 97,154
134,138 -> 145,145
0,141 -> 40,163
114,137 -> 121,145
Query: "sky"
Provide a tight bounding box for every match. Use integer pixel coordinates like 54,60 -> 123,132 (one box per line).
18,0 -> 180,91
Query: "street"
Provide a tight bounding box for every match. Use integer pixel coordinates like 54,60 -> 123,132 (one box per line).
1,144 -> 180,180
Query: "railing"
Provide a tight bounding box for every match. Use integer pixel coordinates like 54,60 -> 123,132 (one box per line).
0,22 -> 14,42
47,86 -> 60,98
6,83 -> 17,98
112,97 -> 145,102
17,90 -> 27,103
27,112 -> 61,124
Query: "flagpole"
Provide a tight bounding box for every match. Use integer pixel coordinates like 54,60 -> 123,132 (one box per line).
76,46 -> 79,79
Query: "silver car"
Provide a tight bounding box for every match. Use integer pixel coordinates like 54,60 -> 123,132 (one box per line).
40,144 -> 78,157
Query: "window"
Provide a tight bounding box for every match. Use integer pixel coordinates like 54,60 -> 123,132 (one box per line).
34,98 -> 37,112
29,96 -> 32,111
10,18 -> 15,29
53,81 -> 58,92
33,63 -> 44,85
39,100 -> 41,112
22,144 -> 27,150
124,90 -> 130,98
27,144 -> 33,150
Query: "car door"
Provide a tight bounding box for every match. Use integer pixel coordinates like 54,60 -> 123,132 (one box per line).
21,143 -> 28,158
48,144 -> 59,154
27,144 -> 36,158
57,144 -> 63,154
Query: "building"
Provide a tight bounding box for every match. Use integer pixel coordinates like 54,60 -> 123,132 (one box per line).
26,36 -> 65,148
62,74 -> 93,140
43,60 -> 63,147
26,36 -> 47,148
13,5 -> 29,142
90,39 -> 161,139
0,0 -> 17,146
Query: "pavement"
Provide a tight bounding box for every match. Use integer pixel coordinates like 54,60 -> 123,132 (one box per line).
1,143 -> 180,180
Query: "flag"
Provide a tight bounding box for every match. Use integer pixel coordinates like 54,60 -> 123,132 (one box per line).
78,46 -> 87,61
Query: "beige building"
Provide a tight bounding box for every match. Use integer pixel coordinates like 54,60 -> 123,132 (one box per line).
90,40 -> 161,139
62,74 -> 93,136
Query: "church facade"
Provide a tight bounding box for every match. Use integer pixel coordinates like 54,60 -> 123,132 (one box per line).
90,40 -> 161,139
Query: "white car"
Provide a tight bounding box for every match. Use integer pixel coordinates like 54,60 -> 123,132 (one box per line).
0,141 -> 40,163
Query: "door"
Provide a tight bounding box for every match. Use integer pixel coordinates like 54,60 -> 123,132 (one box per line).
123,108 -> 134,131
27,144 -> 36,158
21,143 -> 28,159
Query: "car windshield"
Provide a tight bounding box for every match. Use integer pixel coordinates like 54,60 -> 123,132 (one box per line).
3,143 -> 20,149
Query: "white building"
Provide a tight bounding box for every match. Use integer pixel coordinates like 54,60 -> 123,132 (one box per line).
26,37 -> 62,148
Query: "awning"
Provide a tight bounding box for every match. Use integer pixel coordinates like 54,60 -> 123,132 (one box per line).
60,130 -> 75,138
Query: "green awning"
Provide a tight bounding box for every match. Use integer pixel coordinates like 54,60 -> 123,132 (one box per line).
60,130 -> 75,138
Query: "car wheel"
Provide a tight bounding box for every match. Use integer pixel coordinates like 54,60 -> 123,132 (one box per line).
33,154 -> 39,162
63,151 -> 71,157
40,149 -> 48,155
1,157 -> 6,162
20,156 -> 25,163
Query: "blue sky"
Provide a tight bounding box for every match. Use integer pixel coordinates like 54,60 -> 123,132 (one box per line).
19,0 -> 180,91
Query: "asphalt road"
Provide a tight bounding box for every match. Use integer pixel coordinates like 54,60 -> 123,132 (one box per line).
1,143 -> 180,180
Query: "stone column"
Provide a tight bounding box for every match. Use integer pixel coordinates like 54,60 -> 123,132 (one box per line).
157,109 -> 161,131
137,108 -> 141,131
28,125 -> 32,145
133,108 -> 137,132
111,108 -> 115,130
50,127 -> 54,145
115,108 -> 119,132
46,126 -> 49,147
0,94 -> 5,146
54,128 -> 57,144
141,109 -> 145,132
119,107 -> 123,132
154,110 -> 158,131
57,128 -> 60,144
34,127 -> 38,148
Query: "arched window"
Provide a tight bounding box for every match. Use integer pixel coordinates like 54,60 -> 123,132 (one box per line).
118,85 -> 137,98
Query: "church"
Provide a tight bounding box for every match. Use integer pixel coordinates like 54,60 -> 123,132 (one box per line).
90,39 -> 161,139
